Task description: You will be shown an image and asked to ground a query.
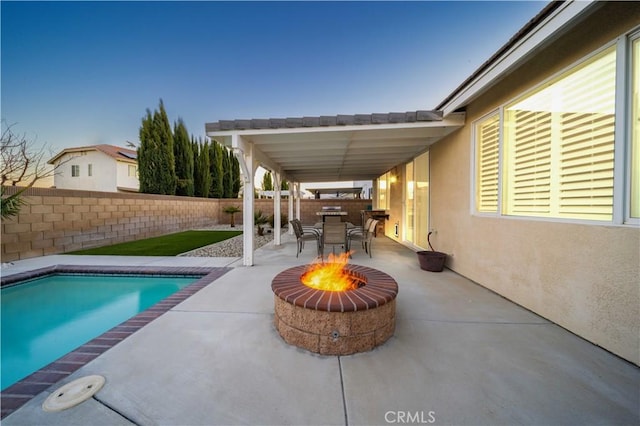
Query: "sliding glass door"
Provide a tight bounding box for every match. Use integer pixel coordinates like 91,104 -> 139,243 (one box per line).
404,151 -> 429,249
405,161 -> 414,242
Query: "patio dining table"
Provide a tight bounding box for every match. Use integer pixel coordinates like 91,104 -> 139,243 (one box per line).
315,211 -> 348,222
314,221 -> 356,230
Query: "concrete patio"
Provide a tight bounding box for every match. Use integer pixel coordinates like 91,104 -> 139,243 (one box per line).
2,233 -> 639,425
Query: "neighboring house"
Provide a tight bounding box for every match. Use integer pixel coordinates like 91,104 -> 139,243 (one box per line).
48,144 -> 139,192
208,1 -> 640,366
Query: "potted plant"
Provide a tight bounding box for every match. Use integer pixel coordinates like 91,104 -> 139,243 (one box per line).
417,232 -> 447,272
254,210 -> 269,236
223,205 -> 241,227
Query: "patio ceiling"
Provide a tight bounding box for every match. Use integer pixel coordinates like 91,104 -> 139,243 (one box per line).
205,111 -> 465,183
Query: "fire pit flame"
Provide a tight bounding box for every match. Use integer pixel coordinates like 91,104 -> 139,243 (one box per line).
301,251 -> 359,292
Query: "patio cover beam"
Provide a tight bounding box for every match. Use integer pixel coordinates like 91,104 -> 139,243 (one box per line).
208,112 -> 464,184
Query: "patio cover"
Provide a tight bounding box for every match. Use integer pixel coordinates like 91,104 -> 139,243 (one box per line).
205,110 -> 465,265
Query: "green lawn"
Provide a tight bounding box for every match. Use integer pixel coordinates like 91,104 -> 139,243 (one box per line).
68,230 -> 242,256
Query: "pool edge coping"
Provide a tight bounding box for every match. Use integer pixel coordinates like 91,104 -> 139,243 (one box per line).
0,265 -> 232,419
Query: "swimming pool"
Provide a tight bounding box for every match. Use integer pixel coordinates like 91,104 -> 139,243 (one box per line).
1,273 -> 197,390
0,265 -> 230,419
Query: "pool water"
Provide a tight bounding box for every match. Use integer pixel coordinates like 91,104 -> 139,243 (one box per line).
1,274 -> 197,390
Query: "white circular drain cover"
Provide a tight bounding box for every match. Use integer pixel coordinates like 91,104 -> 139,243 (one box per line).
43,375 -> 105,412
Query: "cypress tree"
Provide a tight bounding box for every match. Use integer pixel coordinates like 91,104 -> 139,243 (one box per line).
262,171 -> 274,191
138,100 -> 176,195
209,141 -> 224,198
193,138 -> 211,197
222,148 -> 233,198
192,138 -> 201,196
138,109 -> 156,193
173,119 -> 194,196
153,100 -> 177,195
231,153 -> 241,198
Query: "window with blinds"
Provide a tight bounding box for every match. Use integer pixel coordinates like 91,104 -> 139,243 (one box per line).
503,46 -> 616,221
475,113 -> 500,212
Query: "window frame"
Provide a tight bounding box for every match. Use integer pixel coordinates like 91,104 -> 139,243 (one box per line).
471,29 -> 639,227
71,164 -> 80,177
624,30 -> 640,225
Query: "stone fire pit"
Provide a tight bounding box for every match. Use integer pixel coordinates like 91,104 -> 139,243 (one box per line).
271,264 -> 398,355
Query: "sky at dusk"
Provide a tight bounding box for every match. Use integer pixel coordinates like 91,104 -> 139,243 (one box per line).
2,1 -> 547,160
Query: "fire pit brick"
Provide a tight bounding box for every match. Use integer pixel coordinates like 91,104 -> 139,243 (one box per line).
272,264 -> 398,356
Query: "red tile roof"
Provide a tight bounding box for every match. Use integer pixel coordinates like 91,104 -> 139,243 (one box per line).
48,144 -> 137,164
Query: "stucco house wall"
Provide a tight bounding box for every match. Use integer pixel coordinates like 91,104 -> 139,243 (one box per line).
428,2 -> 639,365
50,145 -> 139,192
115,160 -> 139,191
53,150 -> 118,192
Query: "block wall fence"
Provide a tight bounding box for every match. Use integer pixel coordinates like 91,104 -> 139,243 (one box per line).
1,186 -> 372,262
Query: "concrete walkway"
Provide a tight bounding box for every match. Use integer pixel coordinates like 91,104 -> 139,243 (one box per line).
2,234 -> 639,425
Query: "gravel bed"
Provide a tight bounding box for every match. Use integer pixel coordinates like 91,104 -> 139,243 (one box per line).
180,225 -> 281,257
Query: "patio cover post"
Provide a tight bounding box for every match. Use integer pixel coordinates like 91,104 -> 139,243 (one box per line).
288,184 -> 294,235
295,182 -> 301,221
273,172 -> 281,246
232,134 -> 255,266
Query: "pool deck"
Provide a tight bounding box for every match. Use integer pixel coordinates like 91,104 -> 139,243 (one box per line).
2,234 -> 639,425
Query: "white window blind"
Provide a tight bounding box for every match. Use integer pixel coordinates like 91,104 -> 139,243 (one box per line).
504,109 -> 552,215
475,113 -> 500,212
503,47 -> 616,221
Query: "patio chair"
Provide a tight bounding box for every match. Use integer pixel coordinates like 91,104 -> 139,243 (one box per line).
347,217 -> 373,242
347,219 -> 378,258
290,219 -> 322,257
321,221 -> 347,258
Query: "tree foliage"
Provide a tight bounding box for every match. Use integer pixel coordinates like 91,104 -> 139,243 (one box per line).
136,101 -> 240,199
193,138 -> 211,198
173,119 -> 194,196
231,152 -> 241,198
222,148 -> 233,198
208,141 -> 224,198
262,171 -> 274,191
138,99 -> 177,195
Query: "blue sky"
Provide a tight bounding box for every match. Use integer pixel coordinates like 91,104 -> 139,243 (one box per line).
2,1 -> 546,157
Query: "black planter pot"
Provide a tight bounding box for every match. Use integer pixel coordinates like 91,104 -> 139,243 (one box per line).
417,250 -> 447,272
